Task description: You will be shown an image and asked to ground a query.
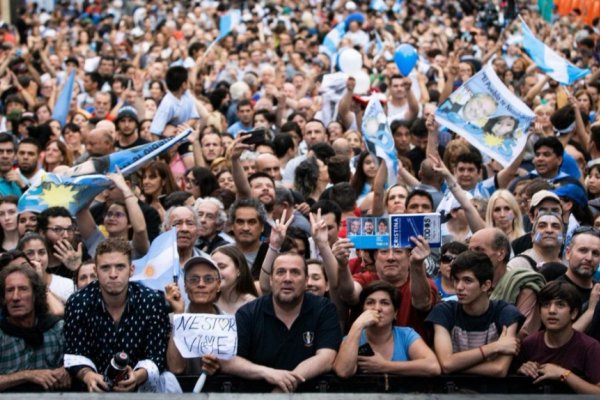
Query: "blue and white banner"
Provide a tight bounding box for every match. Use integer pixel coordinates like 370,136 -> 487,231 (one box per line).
520,17 -> 590,85
435,63 -> 535,167
322,22 -> 346,57
18,130 -> 191,215
217,9 -> 241,41
51,69 -> 76,127
67,129 -> 192,177
132,228 -> 180,292
17,173 -> 111,214
361,96 -> 398,187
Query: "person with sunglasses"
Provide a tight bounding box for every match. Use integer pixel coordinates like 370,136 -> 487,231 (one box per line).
434,241 -> 467,301
165,255 -> 222,377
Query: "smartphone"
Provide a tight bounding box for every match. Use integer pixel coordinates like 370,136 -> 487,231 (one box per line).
358,343 -> 375,357
241,128 -> 266,145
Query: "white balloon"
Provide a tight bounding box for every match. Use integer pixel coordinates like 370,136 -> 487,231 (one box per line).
351,71 -> 371,94
338,48 -> 363,74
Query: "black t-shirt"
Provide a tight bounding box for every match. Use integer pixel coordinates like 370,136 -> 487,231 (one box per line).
426,300 -> 524,352
557,274 -> 597,311
116,136 -> 149,150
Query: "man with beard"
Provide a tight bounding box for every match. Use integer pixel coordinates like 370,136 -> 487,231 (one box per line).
115,106 -> 148,150
16,138 -> 42,187
557,227 -> 600,329
248,172 -> 276,220
221,252 -> 342,392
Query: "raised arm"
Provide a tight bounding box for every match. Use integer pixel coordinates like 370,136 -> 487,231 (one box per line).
227,134 -> 253,199
429,154 -> 486,232
408,236 -> 434,311
259,210 -> 294,294
310,209 -> 339,289
331,238 -> 362,305
370,159 -> 388,217
338,78 -> 356,130
108,171 -> 149,256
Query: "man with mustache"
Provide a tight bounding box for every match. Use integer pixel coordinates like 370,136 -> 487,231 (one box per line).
556,227 -> 600,333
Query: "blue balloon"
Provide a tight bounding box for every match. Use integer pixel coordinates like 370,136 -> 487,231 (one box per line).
344,12 -> 365,26
394,44 -> 418,77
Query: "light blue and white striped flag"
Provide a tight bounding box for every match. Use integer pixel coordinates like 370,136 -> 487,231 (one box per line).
132,228 -> 180,292
392,0 -> 402,13
217,9 -> 241,41
51,69 -> 76,127
361,96 -> 398,187
520,17 -> 590,85
322,22 -> 346,57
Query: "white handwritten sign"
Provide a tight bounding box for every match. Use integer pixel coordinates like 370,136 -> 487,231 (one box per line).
172,313 -> 238,359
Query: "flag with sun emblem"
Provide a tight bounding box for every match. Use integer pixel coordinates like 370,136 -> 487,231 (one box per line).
131,228 -> 180,294
17,173 -> 111,214
361,95 -> 398,187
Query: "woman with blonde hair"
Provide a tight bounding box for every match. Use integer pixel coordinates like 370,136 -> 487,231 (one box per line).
485,189 -> 525,241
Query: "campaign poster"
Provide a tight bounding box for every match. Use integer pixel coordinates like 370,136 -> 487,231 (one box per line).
435,63 -> 535,167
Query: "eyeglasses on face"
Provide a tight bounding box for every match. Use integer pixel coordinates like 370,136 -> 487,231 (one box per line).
46,226 -> 75,235
185,274 -> 219,285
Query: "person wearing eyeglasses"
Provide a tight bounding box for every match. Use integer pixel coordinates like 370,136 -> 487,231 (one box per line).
76,171 -> 149,259
38,207 -> 83,279
434,241 -> 467,301
165,255 -> 222,376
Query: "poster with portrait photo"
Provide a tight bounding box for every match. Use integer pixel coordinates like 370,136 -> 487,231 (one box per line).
346,217 -> 390,249
435,63 -> 535,167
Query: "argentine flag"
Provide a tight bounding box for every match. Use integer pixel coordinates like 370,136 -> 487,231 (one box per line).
520,18 -> 590,85
361,96 -> 398,187
218,9 -> 241,41
322,22 -> 346,57
51,69 -> 76,126
132,228 -> 180,293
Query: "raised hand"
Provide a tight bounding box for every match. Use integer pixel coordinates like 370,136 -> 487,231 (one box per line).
309,208 -> 328,247
269,208 -> 294,250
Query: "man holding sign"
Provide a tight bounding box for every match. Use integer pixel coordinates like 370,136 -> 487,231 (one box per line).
221,252 -> 342,392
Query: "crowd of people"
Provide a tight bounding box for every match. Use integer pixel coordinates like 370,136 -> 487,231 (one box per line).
1,0 -> 600,394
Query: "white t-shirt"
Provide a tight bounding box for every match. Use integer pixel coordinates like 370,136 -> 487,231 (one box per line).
49,274 -> 75,304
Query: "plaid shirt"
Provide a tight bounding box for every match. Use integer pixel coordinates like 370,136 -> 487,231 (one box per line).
0,320 -> 64,373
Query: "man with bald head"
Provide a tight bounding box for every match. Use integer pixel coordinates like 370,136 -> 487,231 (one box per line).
256,153 -> 282,181
469,228 -> 545,337
331,138 -> 354,159
85,127 -> 115,158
